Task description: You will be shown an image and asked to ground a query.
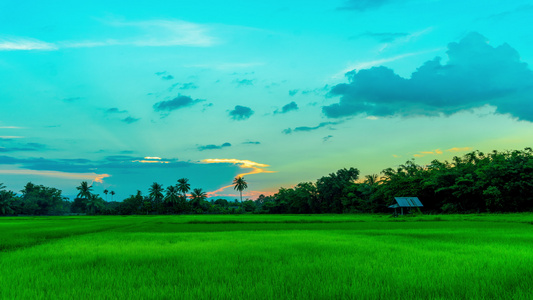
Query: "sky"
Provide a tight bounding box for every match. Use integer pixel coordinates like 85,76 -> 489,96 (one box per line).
1,0 -> 533,200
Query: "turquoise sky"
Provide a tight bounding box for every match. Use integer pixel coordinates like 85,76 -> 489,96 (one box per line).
1,0 -> 533,200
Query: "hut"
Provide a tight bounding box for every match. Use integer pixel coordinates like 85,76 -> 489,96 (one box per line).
389,197 -> 423,216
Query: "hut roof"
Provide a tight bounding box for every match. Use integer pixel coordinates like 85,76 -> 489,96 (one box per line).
391,197 -> 423,208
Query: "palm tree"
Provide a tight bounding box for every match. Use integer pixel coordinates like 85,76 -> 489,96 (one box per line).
165,185 -> 180,205
76,181 -> 93,199
177,178 -> 190,199
103,189 -> 109,201
110,191 -> 115,201
87,194 -> 104,215
190,188 -> 207,209
233,176 -> 248,203
149,182 -> 164,203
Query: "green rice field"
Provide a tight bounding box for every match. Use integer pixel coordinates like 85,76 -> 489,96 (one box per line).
1,214 -> 532,299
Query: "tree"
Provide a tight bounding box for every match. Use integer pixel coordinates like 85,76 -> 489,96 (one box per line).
177,178 -> 191,199
110,191 -> 115,201
19,183 -> 65,215
76,181 -> 93,200
149,182 -> 164,202
233,176 -> 248,203
164,185 -> 180,205
103,189 -> 109,201
190,188 -> 207,211
0,184 -> 15,215
87,194 -> 104,214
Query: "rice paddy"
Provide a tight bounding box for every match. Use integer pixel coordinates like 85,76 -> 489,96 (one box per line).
1,214 -> 532,299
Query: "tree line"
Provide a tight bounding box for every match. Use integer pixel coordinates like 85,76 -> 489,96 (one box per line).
1,148 -> 532,216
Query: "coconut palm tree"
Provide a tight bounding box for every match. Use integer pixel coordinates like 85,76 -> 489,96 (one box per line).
165,185 -> 180,205
87,194 -> 104,215
177,178 -> 190,199
103,189 -> 109,201
149,182 -> 164,201
233,176 -> 248,203
190,188 -> 207,210
110,191 -> 115,201
76,181 -> 93,199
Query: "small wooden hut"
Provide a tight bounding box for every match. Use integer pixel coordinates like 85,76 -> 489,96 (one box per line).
389,197 -> 423,215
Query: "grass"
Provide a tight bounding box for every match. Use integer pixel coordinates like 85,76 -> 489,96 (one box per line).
1,214 -> 532,299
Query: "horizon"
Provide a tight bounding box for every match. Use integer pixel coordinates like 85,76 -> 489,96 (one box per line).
1,0 -> 533,200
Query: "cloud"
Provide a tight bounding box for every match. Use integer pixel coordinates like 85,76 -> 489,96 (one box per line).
153,95 -> 203,112
201,158 -> 275,197
289,89 -> 299,96
324,32 -> 533,121
446,147 -> 472,153
274,101 -> 299,114
234,79 -> 254,86
0,36 -> 57,51
352,31 -> 409,43
62,19 -> 216,48
0,155 -> 193,174
0,142 -> 46,152
122,116 -> 140,124
0,169 -> 110,184
323,135 -> 333,142
338,0 -> 393,11
229,105 -> 254,120
484,4 -> 533,22
283,122 -> 339,134
180,82 -> 198,90
242,141 -> 261,145
413,147 -> 472,158
106,107 -> 127,114
198,142 -> 232,151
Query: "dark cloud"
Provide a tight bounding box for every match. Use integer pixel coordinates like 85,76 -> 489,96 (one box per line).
0,142 -> 46,152
167,82 -> 198,93
283,122 -> 339,134
197,142 -> 231,151
301,85 -> 330,96
106,107 -> 127,114
274,101 -> 299,114
180,82 -> 198,90
229,105 -> 254,120
289,89 -> 299,96
323,32 -> 533,121
0,155 -> 192,174
153,95 -> 204,113
234,79 -> 254,86
338,0 -> 393,11
155,71 -> 174,80
323,135 -> 333,142
122,116 -> 140,124
352,31 -> 409,43
484,4 -> 533,22
242,141 -> 261,145
105,155 -> 138,162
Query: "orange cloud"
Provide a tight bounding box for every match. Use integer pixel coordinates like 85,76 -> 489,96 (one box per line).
201,158 -> 275,198
0,169 -> 110,184
446,147 -> 472,152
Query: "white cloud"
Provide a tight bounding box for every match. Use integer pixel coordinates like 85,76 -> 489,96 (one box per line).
0,37 -> 57,51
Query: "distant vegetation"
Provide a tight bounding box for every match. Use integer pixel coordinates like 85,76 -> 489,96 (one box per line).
1,148 -> 532,216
